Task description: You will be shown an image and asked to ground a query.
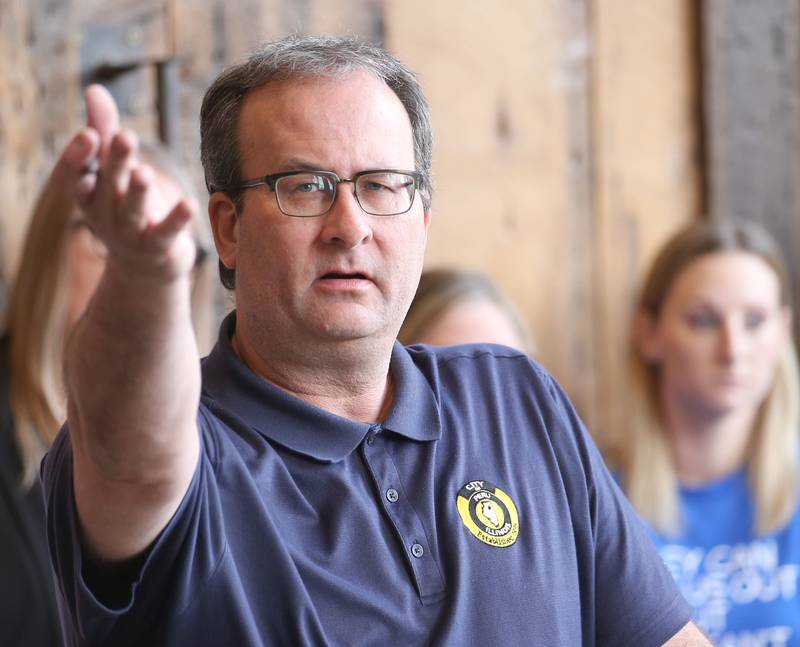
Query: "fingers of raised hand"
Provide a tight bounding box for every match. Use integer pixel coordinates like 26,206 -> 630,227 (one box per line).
105,131 -> 139,200
49,128 -> 101,202
72,85 -> 121,206
94,157 -> 198,280
134,198 -> 199,280
83,131 -> 139,229
119,163 -> 156,234
149,199 -> 196,246
84,84 -> 120,156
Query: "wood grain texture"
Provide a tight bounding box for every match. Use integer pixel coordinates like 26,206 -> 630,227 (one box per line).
0,0 -> 80,280
386,0 -> 598,419
704,0 -> 800,341
0,0 -> 714,441
591,0 -> 701,446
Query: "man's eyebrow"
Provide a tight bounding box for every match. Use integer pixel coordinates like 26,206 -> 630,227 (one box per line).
279,157 -> 328,171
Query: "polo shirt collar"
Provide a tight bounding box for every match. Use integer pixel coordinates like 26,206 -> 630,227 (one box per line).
201,313 -> 441,462
382,342 -> 441,443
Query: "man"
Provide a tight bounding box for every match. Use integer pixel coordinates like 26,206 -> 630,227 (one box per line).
44,36 -> 711,645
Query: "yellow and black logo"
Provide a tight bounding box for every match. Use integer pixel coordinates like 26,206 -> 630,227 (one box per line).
456,480 -> 519,548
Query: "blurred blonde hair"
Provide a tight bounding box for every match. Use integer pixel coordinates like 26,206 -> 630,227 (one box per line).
398,267 -> 535,356
610,219 -> 800,535
3,139 -> 216,487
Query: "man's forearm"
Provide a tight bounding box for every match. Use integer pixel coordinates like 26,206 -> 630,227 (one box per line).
66,267 -> 199,484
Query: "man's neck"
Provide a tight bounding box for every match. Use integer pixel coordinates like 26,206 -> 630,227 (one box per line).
231,331 -> 394,423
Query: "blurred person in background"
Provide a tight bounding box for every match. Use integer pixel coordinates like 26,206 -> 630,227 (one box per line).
609,219 -> 800,644
398,267 -> 535,354
0,84 -> 215,646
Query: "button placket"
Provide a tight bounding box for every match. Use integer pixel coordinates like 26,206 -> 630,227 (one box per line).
360,431 -> 445,604
364,423 -> 380,447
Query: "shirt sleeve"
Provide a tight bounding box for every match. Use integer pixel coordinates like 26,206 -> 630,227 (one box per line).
40,406 -> 226,647
542,374 -> 693,647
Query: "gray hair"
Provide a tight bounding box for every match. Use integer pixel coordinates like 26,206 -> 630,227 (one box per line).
200,35 -> 434,289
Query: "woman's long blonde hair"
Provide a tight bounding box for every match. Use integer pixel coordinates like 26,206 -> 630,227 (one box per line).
610,219 -> 800,536
4,139 -> 217,487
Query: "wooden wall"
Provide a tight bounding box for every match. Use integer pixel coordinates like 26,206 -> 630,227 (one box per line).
591,2 -> 701,442
1,0 -> 796,442
703,0 -> 800,342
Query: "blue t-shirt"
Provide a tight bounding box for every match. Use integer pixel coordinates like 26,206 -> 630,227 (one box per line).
649,469 -> 800,646
44,315 -> 691,646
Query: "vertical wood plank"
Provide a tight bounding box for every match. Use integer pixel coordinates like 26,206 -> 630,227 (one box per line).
386,0 -> 598,422
0,0 -> 80,281
591,0 -> 701,446
704,0 -> 800,340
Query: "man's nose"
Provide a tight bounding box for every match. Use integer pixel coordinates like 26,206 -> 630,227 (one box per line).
318,182 -> 373,248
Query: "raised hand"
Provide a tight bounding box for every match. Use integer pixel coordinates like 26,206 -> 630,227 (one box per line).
78,130 -> 198,282
75,86 -> 198,282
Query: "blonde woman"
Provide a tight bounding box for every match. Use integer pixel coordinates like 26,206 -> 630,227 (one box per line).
0,86 -> 215,645
610,219 -> 800,643
398,267 -> 535,354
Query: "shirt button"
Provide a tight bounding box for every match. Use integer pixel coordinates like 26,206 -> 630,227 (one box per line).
366,434 -> 375,445
411,543 -> 424,558
386,488 -> 399,503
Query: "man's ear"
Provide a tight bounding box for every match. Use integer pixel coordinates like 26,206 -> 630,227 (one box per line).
208,192 -> 238,272
634,309 -> 662,365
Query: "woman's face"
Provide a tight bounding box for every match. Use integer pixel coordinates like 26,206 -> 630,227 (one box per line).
639,251 -> 790,420
415,296 -> 528,351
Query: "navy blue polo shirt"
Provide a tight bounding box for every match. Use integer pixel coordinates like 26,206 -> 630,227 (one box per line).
44,313 -> 691,646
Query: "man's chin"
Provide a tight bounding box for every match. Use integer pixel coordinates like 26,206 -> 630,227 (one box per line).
303,304 -> 385,338
315,321 -> 402,350
313,324 -> 379,342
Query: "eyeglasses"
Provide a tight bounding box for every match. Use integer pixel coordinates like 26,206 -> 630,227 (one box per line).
235,169 -> 422,218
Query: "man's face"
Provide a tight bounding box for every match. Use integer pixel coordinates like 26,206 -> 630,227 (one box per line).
228,71 -> 430,352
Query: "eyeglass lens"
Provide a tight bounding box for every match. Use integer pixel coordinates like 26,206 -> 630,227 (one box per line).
274,172 -> 415,217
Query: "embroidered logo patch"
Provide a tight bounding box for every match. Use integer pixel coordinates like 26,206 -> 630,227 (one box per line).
456,480 -> 519,548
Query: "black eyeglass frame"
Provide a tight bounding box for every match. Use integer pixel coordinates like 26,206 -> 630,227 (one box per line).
234,168 -> 423,218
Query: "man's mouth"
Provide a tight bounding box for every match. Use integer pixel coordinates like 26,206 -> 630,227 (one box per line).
322,272 -> 369,280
